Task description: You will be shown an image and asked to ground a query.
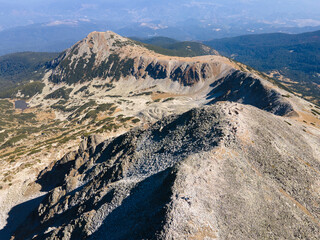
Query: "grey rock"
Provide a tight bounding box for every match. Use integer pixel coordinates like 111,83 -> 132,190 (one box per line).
12,102 -> 320,240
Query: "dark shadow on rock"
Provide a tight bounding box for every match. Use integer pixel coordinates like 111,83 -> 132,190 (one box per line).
206,70 -> 294,116
12,183 -> 91,240
36,139 -> 107,192
36,135 -> 106,192
13,168 -> 176,240
36,151 -> 78,192
0,194 -> 45,240
89,168 -> 176,240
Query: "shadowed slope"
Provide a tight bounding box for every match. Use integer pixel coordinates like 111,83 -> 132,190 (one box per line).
11,102 -> 320,239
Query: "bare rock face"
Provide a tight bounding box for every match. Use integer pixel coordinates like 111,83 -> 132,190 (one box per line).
207,70 -> 294,116
48,31 -> 223,86
12,102 -> 320,239
45,31 -> 294,117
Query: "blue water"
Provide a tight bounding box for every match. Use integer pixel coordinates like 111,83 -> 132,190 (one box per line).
14,100 -> 28,110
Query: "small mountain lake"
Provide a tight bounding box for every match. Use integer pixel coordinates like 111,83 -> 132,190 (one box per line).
15,100 -> 28,110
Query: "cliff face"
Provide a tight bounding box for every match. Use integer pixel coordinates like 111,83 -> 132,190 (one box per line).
12,102 -> 320,239
46,31 -> 294,116
48,31 -> 223,86
207,70 -> 294,116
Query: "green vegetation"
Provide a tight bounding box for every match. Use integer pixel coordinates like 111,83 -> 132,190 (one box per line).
67,101 -> 97,121
6,112 -> 37,124
96,123 -> 121,133
95,117 -> 115,127
51,103 -> 77,112
27,149 -> 42,156
96,103 -> 114,112
1,134 -> 28,149
82,103 -> 115,121
132,92 -> 153,97
50,49 -> 135,84
83,110 -> 98,120
130,37 -> 217,57
0,52 -> 58,98
311,109 -> 320,116
0,131 -> 9,142
45,87 -> 73,100
205,31 -> 320,105
95,54 -> 134,81
284,121 -> 292,126
0,51 -> 58,84
74,86 -> 88,95
0,99 -> 12,108
163,97 -> 175,102
132,118 -> 141,124
131,36 -> 178,48
118,116 -> 134,123
105,95 -> 122,98
0,81 -> 45,99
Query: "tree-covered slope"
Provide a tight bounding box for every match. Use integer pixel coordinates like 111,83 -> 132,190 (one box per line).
0,52 -> 59,98
204,30 -> 320,104
131,37 -> 218,57
0,52 -> 58,84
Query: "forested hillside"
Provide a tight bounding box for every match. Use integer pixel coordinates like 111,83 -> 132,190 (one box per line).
205,31 -> 320,104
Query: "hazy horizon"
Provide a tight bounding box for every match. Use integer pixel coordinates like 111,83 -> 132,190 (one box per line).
1,0 -> 320,31
0,0 -> 320,56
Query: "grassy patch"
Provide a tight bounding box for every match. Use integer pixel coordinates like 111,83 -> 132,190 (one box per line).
27,149 -> 42,156
1,134 -> 28,149
132,91 -> 153,97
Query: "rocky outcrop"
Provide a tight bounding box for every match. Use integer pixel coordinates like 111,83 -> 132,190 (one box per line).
45,31 -> 295,117
12,102 -> 320,239
207,70 -> 295,116
48,32 -> 222,86
48,31 -> 222,86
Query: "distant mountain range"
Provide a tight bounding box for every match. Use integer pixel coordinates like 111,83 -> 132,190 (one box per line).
204,31 -> 320,105
1,19 -> 320,56
0,21 -> 107,56
0,29 -> 319,106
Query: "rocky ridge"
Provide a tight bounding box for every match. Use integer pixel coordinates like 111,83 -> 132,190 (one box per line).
49,31 -> 222,86
1,31 -> 320,240
11,102 -> 320,239
29,31 -> 299,123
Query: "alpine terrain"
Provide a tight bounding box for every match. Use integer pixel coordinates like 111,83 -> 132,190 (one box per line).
0,31 -> 319,240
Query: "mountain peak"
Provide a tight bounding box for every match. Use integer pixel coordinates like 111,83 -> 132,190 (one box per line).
81,30 -> 134,53
86,31 -> 127,44
47,31 -> 297,117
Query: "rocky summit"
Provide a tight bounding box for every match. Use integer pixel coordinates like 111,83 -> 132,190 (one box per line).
0,31 -> 320,240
